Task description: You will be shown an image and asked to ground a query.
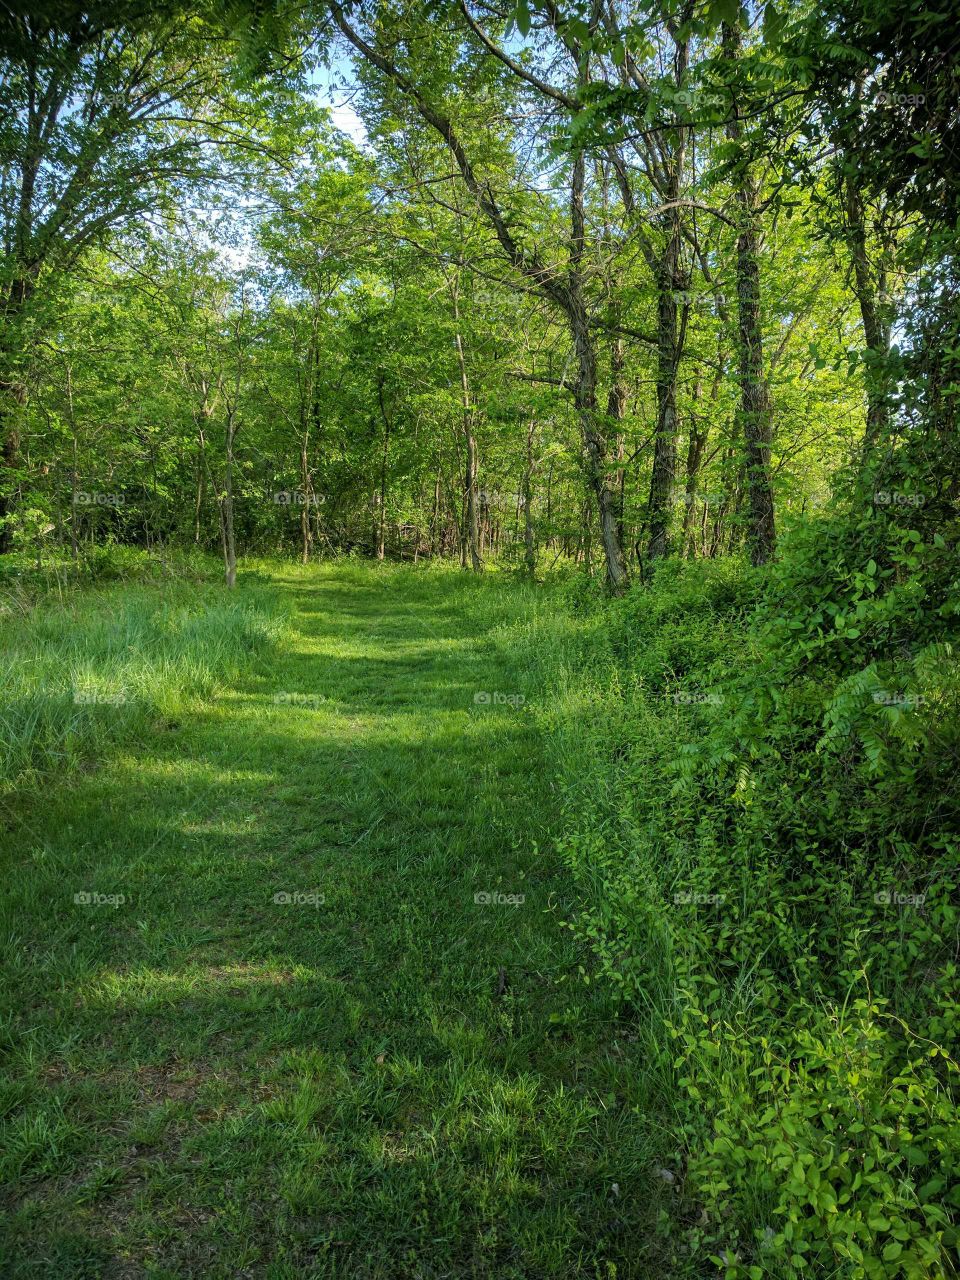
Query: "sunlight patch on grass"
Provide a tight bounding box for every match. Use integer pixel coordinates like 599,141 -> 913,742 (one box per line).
75,962 -> 311,1009
109,754 -> 279,789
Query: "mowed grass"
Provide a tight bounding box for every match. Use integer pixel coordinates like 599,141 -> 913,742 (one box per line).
0,562 -> 677,1279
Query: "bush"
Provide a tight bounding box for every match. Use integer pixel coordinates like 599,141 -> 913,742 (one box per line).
523,548 -> 960,1278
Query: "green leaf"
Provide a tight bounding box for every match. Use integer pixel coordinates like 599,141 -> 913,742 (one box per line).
710,0 -> 741,27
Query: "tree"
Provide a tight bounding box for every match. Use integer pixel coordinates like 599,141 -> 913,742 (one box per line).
330,0 -> 633,589
0,0 -> 300,549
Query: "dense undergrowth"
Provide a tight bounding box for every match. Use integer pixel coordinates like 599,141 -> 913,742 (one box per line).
522,523 -> 960,1279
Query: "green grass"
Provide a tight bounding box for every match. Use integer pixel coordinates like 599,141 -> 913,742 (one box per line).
0,574 -> 287,789
0,561 -> 678,1279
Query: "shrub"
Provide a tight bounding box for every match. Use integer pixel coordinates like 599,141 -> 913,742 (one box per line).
523,546 -> 960,1278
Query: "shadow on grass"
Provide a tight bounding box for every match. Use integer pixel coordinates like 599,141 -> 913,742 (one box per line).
0,564 -> 673,1279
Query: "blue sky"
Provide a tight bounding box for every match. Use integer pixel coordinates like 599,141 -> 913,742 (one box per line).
307,49 -> 369,146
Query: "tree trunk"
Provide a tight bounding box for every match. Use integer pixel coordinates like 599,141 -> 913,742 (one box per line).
647,228 -> 682,562
569,147 -> 628,591
844,172 -> 892,462
375,378 -> 390,561
430,467 -> 441,557
300,435 -> 313,564
0,275 -> 36,553
300,315 -> 323,564
522,420 -> 537,578
724,22 -> 777,566
221,410 -> 237,589
682,409 -> 707,559
194,425 -> 207,545
569,296 -> 628,589
733,218 -> 777,565
451,295 -> 482,572
70,435 -> 79,563
64,364 -> 79,563
461,409 -> 480,571
606,334 -> 628,550
546,460 -> 554,545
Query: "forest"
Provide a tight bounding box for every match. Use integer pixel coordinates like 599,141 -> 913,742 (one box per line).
1,0 -> 958,1276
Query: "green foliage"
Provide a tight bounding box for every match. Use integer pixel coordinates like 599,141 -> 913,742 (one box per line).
525,544 -> 960,1277
675,996 -> 960,1279
1,0 -> 958,1271
607,556 -> 762,675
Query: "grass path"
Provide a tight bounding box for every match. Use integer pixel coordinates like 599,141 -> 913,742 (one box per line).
2,564 -> 667,1279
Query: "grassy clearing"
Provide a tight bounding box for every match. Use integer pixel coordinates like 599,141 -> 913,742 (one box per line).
0,562 -> 677,1279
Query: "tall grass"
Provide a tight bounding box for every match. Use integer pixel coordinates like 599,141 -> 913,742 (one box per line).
0,580 -> 288,790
